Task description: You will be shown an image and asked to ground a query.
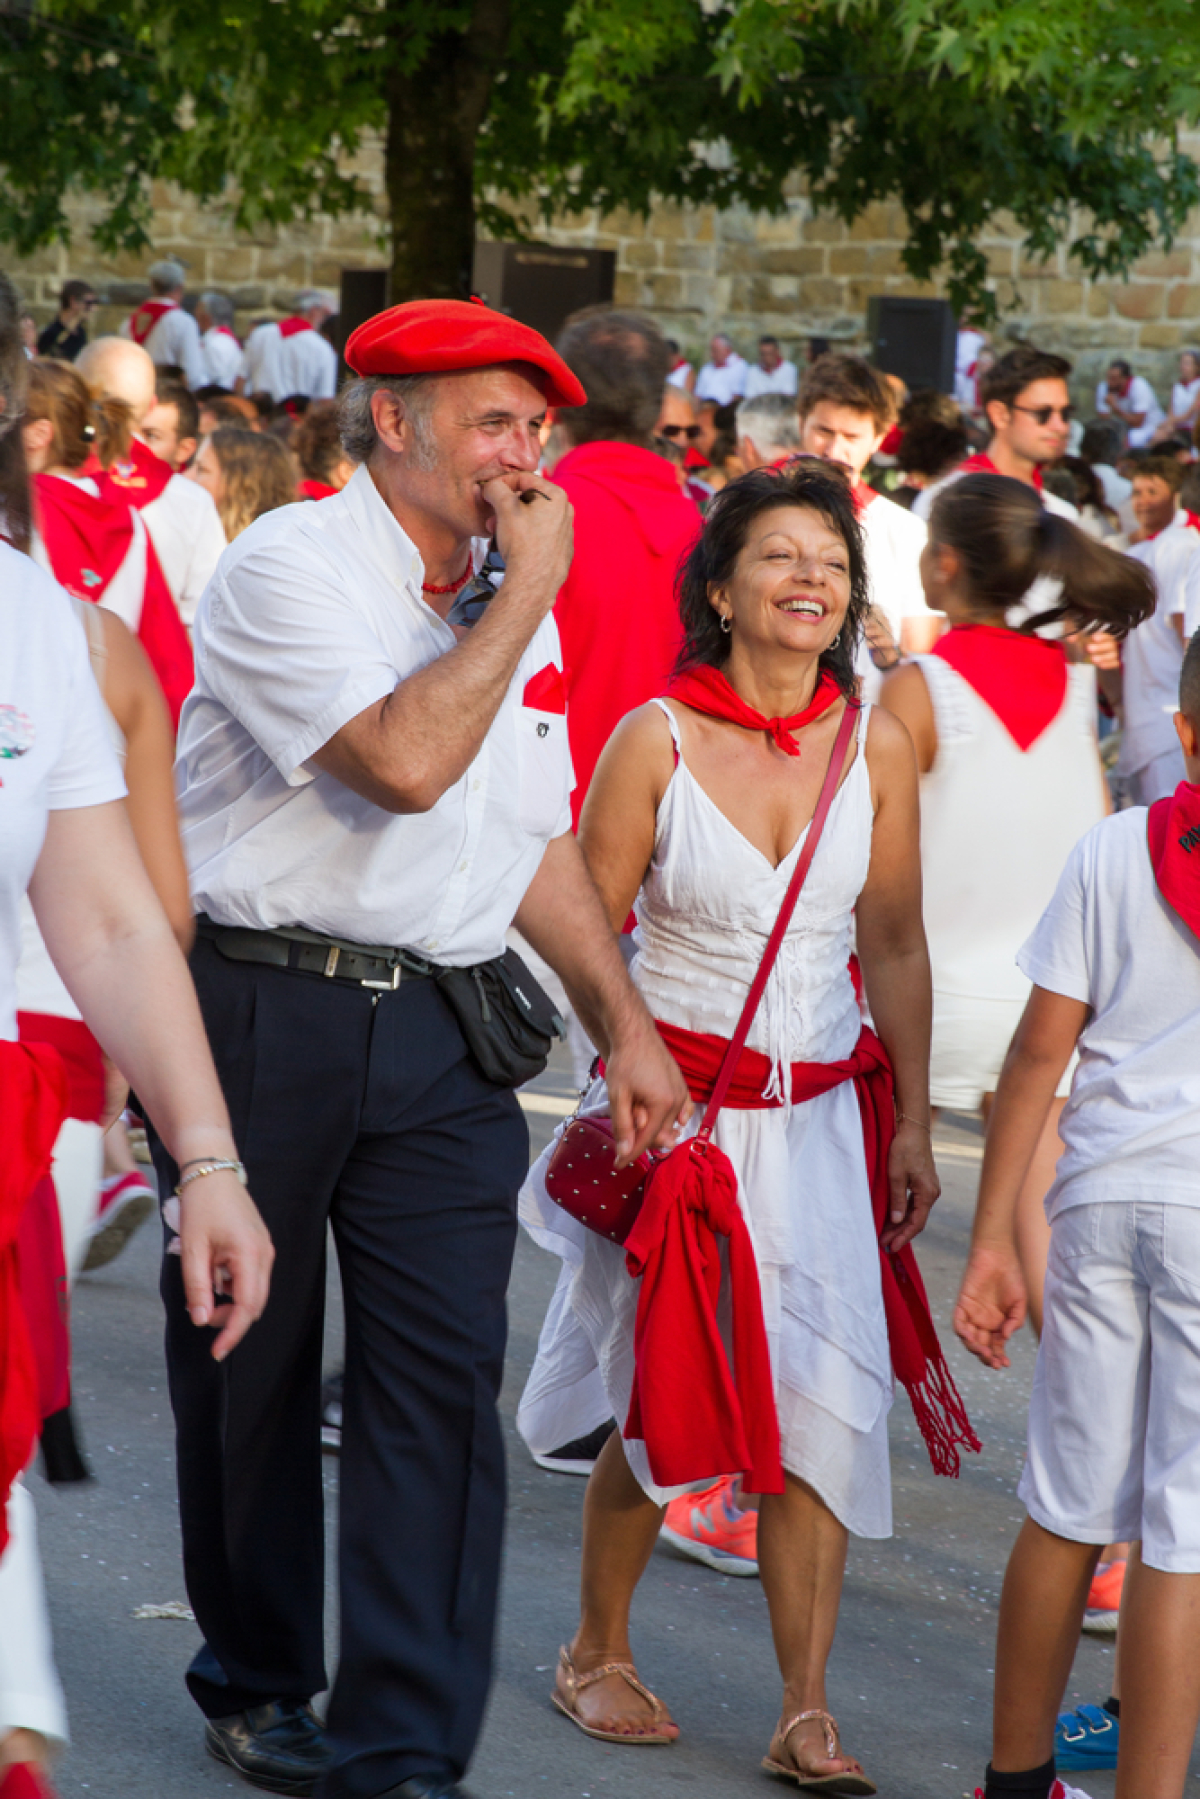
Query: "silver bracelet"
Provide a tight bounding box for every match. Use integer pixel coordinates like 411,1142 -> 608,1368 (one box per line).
175,1158 -> 248,1196
895,1111 -> 932,1134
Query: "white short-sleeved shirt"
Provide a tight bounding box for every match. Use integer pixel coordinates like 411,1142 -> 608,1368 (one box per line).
743,359 -> 799,400
855,489 -> 933,697
238,322 -> 338,402
694,356 -> 749,406
202,328 -> 244,390
1172,377 -> 1200,424
1095,376 -> 1164,449
666,362 -> 692,391
1018,808 -> 1200,1217
176,464 -> 573,965
121,302 -> 208,390
1120,527 -> 1196,776
0,547 -> 128,1039
142,473 -> 227,625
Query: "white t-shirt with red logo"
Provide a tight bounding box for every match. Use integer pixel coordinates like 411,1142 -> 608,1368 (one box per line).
0,546 -> 127,1039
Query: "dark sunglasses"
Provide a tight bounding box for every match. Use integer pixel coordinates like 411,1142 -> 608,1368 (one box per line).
446,541 -> 507,629
659,423 -> 702,441
1011,403 -> 1074,425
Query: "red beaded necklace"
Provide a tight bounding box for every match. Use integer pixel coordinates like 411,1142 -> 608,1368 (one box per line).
422,560 -> 473,596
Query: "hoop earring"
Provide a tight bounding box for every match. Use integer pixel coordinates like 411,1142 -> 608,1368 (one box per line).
829,631 -> 841,650
719,613 -> 733,634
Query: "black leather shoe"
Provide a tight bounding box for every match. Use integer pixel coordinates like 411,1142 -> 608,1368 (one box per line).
204,1701 -> 333,1795
375,1779 -> 476,1798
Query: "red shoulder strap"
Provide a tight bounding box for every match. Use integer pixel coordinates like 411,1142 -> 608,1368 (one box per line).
696,698 -> 861,1141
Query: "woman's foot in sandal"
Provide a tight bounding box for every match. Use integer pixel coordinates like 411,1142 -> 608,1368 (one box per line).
762,1708 -> 877,1793
551,1642 -> 680,1744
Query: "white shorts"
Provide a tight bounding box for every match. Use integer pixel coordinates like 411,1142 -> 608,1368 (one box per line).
930,990 -> 1073,1112
1019,1202 -> 1200,1571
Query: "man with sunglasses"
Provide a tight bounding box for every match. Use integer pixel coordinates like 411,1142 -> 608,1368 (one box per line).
35,279 -> 97,363
916,344 -> 1079,523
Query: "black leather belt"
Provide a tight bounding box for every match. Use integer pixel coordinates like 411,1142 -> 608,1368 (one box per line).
196,914 -> 434,990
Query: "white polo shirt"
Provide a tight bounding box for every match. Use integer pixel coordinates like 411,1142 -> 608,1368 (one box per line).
694,356 -> 748,406
176,464 -> 573,965
743,359 -> 799,400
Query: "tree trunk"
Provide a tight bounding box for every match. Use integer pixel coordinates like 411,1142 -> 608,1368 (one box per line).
384,0 -> 512,301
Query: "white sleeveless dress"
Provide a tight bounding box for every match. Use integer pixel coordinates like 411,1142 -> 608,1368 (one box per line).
916,656 -> 1105,1110
518,701 -> 895,1539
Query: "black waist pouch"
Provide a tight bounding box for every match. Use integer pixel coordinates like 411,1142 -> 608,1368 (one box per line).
436,946 -> 567,1086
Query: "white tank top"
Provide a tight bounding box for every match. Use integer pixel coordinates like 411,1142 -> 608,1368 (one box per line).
916,654 -> 1105,1003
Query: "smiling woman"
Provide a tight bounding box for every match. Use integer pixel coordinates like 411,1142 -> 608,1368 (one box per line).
517,461 -> 976,1790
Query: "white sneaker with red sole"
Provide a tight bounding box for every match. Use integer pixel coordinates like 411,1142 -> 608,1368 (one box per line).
975,1781 -> 1093,1799
82,1170 -> 156,1271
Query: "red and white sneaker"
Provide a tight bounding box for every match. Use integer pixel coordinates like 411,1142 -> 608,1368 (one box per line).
660,1476 -> 759,1576
974,1782 -> 1093,1799
0,1764 -> 61,1799
1082,1558 -> 1126,1636
82,1170 -> 157,1272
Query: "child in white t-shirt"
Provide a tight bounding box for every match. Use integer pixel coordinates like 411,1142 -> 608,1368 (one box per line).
954,629 -> 1200,1799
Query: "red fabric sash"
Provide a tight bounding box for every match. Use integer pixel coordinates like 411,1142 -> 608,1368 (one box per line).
298,478 -> 338,502
276,316 -> 312,339
932,622 -> 1068,751
666,666 -> 841,759
34,474 -> 133,601
959,450 -> 1044,493
1148,781 -> 1200,941
0,1042 -> 68,1549
128,299 -> 176,346
95,438 -> 174,510
654,1018 -> 981,1479
137,535 -> 195,729
17,1014 -> 105,1123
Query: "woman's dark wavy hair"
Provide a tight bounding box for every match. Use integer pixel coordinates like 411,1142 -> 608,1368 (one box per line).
674,460 -> 869,697
930,472 -> 1155,638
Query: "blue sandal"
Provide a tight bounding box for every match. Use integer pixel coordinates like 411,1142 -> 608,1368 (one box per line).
1054,1703 -> 1119,1771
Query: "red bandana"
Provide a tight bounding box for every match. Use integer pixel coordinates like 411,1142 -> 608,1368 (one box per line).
128,298 -> 176,346
959,450 -> 1044,493
93,438 -> 173,511
666,665 -> 841,757
1147,781 -> 1200,942
298,478 -> 338,502
1185,511 -> 1200,535
277,316 -> 312,339
34,475 -> 134,601
213,324 -> 240,342
933,623 -> 1068,751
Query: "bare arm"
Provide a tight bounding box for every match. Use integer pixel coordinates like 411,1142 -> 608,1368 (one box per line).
900,614 -> 945,656
311,474 -> 573,813
515,829 -> 690,1163
99,610 -> 194,951
854,706 -> 940,1250
878,660 -> 937,774
577,704 -> 676,929
953,986 -> 1088,1368
29,802 -> 272,1358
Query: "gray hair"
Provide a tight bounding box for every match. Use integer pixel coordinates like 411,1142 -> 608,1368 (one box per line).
200,291 -> 235,328
338,374 -> 437,468
295,289 -> 337,316
737,393 -> 801,455
148,257 -> 188,294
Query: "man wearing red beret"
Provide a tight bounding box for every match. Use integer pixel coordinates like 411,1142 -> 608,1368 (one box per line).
162,299 -> 690,1799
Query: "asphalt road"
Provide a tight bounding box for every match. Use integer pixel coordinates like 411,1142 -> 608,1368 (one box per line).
32,1049 -> 1199,1799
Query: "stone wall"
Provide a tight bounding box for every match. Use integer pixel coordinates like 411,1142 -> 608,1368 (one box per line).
8,129 -> 1200,408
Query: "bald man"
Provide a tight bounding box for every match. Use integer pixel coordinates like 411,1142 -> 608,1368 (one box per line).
78,337 -> 226,628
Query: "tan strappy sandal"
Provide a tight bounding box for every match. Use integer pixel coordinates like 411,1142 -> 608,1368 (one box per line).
762,1708 -> 877,1793
551,1643 -> 678,1745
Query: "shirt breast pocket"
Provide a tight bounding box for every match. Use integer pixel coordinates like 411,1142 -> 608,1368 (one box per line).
516,706 -> 571,838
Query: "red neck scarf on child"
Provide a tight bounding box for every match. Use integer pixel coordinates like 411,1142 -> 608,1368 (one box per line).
959,451 -> 1044,493
1147,781 -> 1200,941
933,622 -> 1068,751
666,666 -> 842,758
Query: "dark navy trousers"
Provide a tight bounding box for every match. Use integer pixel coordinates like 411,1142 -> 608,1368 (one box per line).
158,937 -> 529,1797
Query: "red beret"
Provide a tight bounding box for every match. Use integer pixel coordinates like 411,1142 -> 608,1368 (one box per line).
344,298 -> 586,408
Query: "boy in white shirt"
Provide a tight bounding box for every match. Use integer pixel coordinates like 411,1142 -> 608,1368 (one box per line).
1119,458 -> 1197,802
955,629 -> 1200,1799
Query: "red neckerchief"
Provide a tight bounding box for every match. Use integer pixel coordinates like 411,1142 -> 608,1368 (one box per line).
878,424 -> 903,456
1147,780 -> 1200,942
34,474 -> 134,601
959,450 -> 1044,493
93,438 -> 173,510
276,316 -> 312,339
212,324 -> 240,343
128,298 -> 176,346
933,622 -> 1068,751
852,480 -> 880,512
666,665 -> 842,757
297,478 -> 338,501
647,1020 -> 980,1480
1184,511 -> 1200,534
0,1042 -> 68,1554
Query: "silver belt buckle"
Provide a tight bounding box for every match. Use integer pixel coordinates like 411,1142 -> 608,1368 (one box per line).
361,962 -> 402,991
323,945 -> 341,978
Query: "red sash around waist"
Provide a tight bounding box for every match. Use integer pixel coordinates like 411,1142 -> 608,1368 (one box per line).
646,1019 -> 980,1481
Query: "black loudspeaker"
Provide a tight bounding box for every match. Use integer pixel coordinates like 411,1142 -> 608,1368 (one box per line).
336,268 -> 390,375
472,242 -> 616,345
867,296 -> 957,394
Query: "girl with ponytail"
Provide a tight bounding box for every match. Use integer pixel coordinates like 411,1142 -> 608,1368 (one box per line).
881,472 -> 1153,1333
